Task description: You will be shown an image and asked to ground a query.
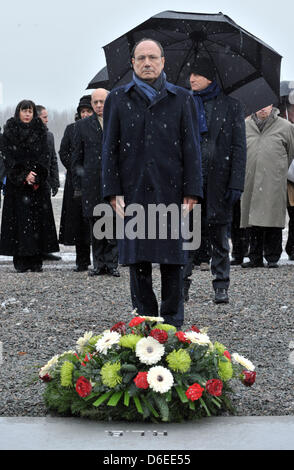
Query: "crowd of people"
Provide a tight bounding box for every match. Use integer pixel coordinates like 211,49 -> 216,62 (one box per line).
0,38 -> 293,328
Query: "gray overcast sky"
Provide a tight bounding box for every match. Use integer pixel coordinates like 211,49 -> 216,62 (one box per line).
0,0 -> 293,111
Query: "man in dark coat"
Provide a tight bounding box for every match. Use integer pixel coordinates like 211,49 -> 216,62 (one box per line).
102,39 -> 203,327
72,88 -> 119,277
36,105 -> 61,262
59,96 -> 93,271
183,58 -> 246,304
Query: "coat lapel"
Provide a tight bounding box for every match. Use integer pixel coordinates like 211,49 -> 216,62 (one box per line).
208,93 -> 229,142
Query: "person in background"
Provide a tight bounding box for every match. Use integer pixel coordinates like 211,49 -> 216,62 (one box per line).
36,105 -> 61,262
0,100 -> 59,272
279,81 -> 294,261
72,88 -> 119,277
59,95 -> 93,272
183,58 -> 246,304
241,104 -> 294,268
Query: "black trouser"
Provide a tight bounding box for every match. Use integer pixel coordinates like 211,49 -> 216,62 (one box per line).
231,200 -> 249,260
88,216 -> 118,270
285,206 -> 294,256
75,242 -> 91,268
183,221 -> 230,291
13,254 -> 42,270
193,202 -> 211,265
248,226 -> 283,263
129,262 -> 184,327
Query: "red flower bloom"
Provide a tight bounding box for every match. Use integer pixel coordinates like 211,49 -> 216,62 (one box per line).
149,329 -> 168,344
223,350 -> 231,361
75,376 -> 92,397
39,373 -> 51,382
242,370 -> 256,387
134,372 -> 149,389
185,383 -> 204,401
175,331 -> 191,343
111,321 -> 126,335
129,317 -> 145,327
205,379 -> 223,397
191,325 -> 200,333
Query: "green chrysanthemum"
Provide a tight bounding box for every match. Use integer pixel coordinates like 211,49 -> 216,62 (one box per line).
84,335 -> 102,353
119,334 -> 142,349
60,361 -> 74,387
214,341 -> 227,354
101,361 -> 122,388
218,358 -> 233,381
166,349 -> 191,373
152,323 -> 177,333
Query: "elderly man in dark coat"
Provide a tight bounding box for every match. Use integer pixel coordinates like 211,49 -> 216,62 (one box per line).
102,39 -> 203,327
183,58 -> 247,304
72,88 -> 119,277
59,96 -> 93,271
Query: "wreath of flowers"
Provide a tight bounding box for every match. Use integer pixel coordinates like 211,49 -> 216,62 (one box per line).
39,313 -> 256,422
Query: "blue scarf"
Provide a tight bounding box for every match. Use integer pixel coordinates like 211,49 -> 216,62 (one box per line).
133,71 -> 166,102
192,81 -> 221,135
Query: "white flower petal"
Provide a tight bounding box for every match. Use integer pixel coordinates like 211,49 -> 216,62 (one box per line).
136,337 -> 165,365
147,366 -> 174,393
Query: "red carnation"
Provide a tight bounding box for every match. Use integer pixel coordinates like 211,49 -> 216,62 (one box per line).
149,329 -> 168,344
39,373 -> 51,382
129,317 -> 145,328
223,350 -> 231,361
205,379 -> 223,397
191,325 -> 200,333
111,321 -> 126,335
185,383 -> 204,401
75,376 -> 92,397
134,372 -> 149,389
242,370 -> 256,387
175,331 -> 191,344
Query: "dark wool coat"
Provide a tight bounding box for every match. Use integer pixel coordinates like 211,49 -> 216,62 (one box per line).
72,113 -> 104,218
47,130 -> 60,192
0,117 -> 59,256
204,93 -> 246,224
58,122 -> 90,245
102,80 -> 203,265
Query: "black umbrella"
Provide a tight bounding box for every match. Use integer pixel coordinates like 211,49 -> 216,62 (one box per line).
86,66 -> 110,90
103,10 -> 282,115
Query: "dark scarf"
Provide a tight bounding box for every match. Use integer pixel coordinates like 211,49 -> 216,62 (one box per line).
4,117 -> 46,149
133,71 -> 167,102
192,81 -> 221,135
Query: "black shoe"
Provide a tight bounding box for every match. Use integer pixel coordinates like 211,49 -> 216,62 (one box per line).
74,265 -> 89,272
105,267 -> 120,277
230,258 -> 243,266
16,267 -> 29,273
42,253 -> 61,261
214,288 -> 229,304
88,267 -> 106,277
31,265 -> 43,272
267,262 -> 279,268
241,260 -> 264,268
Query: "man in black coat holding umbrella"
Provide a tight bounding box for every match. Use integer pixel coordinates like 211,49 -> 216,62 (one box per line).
102,39 -> 203,328
72,88 -> 119,277
184,58 -> 247,304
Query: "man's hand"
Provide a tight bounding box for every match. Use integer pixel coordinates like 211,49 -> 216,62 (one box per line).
183,196 -> 198,217
110,195 -> 125,218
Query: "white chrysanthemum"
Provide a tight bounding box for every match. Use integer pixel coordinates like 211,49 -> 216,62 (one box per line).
39,354 -> 60,377
232,353 -> 255,371
147,366 -> 174,393
96,331 -> 121,354
76,331 -> 93,353
143,316 -> 164,322
185,331 -> 211,345
136,337 -> 165,365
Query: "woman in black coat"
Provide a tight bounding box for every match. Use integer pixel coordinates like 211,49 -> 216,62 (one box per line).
58,95 -> 93,271
0,100 -> 59,272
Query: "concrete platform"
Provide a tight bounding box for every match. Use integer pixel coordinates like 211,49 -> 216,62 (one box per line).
0,416 -> 293,450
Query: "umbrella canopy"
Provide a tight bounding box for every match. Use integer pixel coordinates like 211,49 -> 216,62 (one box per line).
103,10 -> 282,115
86,66 -> 109,90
